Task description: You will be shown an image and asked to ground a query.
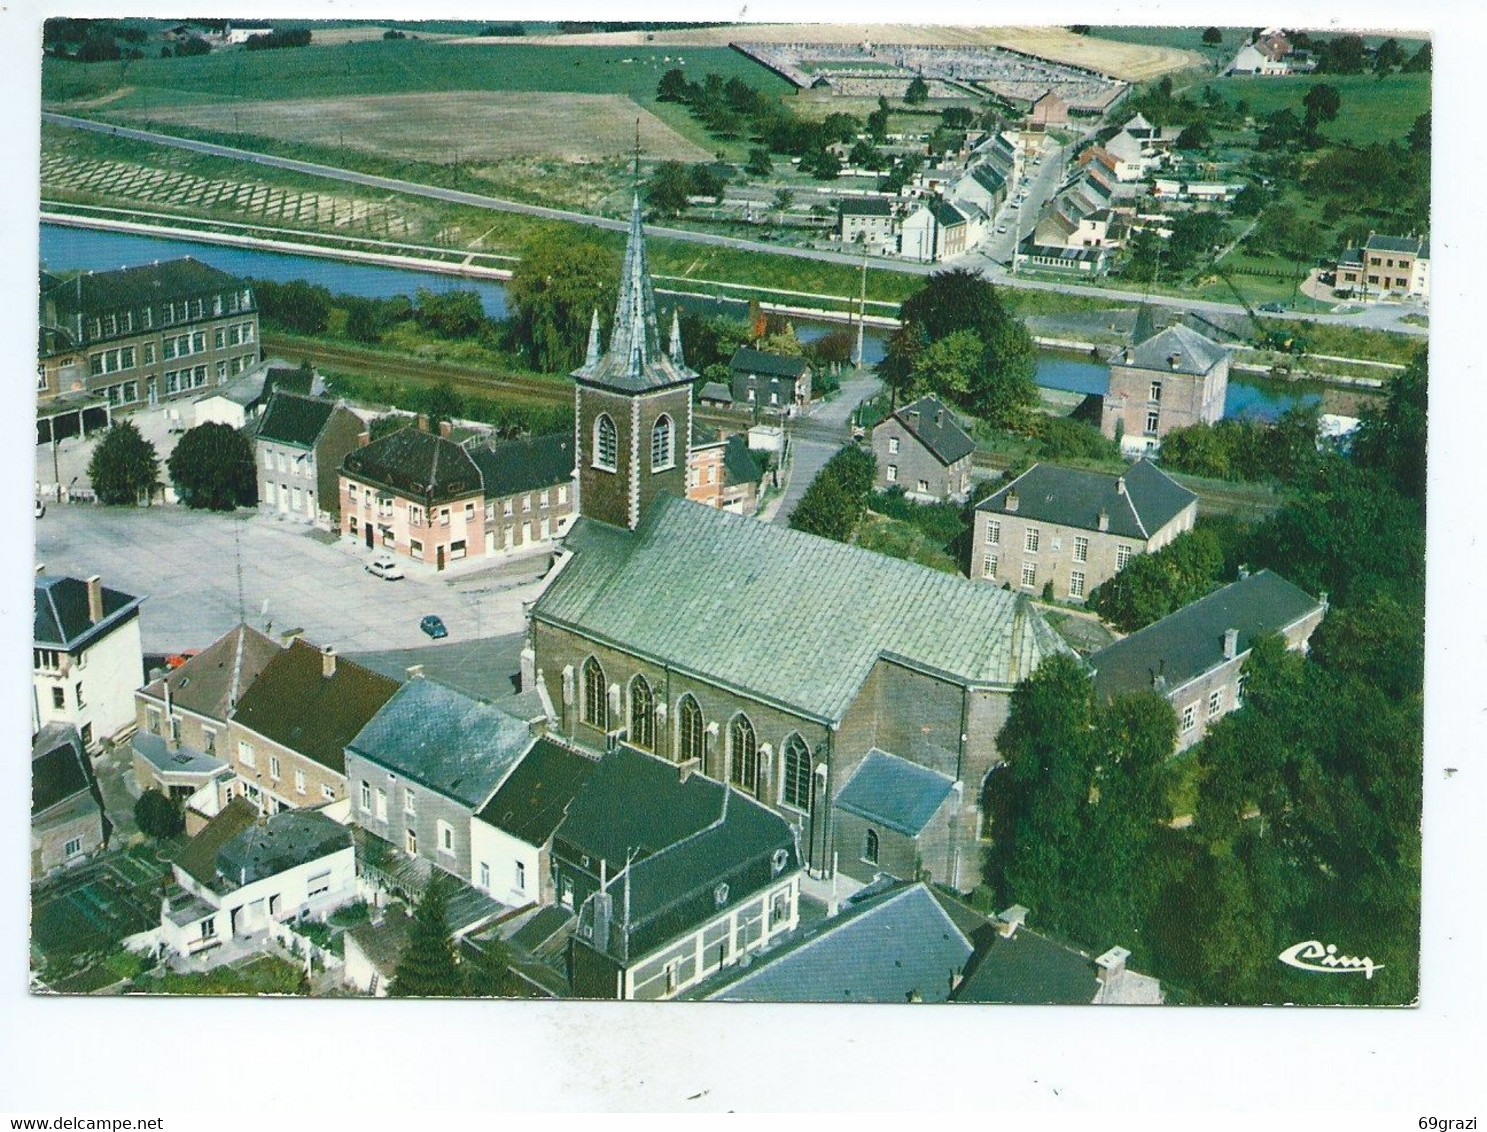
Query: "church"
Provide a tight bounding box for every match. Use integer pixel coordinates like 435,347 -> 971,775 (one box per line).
526,194 -> 1071,892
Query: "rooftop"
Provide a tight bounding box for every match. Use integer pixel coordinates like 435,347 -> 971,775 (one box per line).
474,738 -> 598,846
138,624 -> 283,724
215,808 -> 352,890
535,495 -> 1070,724
254,390 -> 340,449
839,198 -> 894,216
730,345 -> 808,380
833,750 -> 958,837
42,258 -> 247,317
467,433 -> 576,500
976,459 -> 1196,541
32,724 -> 95,817
1365,233 -> 1429,257
954,922 -> 1108,1004
1089,569 -> 1324,699
886,395 -> 975,467
698,381 -> 734,403
341,426 -> 483,505
34,574 -> 142,651
348,678 -> 537,809
1120,323 -> 1230,377
130,732 -> 229,779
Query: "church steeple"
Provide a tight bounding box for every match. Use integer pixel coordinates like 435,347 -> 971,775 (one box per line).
584,308 -> 602,368
669,309 -> 685,366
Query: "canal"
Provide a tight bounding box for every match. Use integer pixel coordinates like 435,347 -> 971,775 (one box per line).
41,224 -> 1320,422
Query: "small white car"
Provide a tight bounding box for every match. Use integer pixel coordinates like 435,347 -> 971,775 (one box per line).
366,554 -> 405,581
996,224 -> 1009,235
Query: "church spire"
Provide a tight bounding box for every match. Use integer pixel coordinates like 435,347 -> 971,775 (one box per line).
669,308 -> 684,366
584,308 -> 602,368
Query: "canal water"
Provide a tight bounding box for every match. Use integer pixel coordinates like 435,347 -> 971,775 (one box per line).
40,224 -> 1317,422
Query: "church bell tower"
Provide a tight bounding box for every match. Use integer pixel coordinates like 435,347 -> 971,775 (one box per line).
571,192 -> 697,530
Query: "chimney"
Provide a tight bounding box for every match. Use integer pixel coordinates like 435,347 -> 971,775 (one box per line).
416,414 -> 430,433
439,420 -> 453,439
1097,508 -> 1109,532
996,904 -> 1028,938
1005,490 -> 1019,513
1116,476 -> 1126,496
1223,628 -> 1239,661
1237,564 -> 1250,580
321,645 -> 337,679
935,408 -> 944,426
405,664 -> 424,680
678,757 -> 699,785
1095,945 -> 1130,983
1152,659 -> 1167,693
35,563 -> 45,577
1168,353 -> 1181,370
519,646 -> 536,693
86,575 -> 104,624
357,430 -> 371,448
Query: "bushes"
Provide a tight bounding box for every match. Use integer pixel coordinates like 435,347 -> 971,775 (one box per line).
790,445 -> 875,542
87,421 -> 160,506
134,789 -> 184,840
1091,528 -> 1228,632
167,423 -> 257,511
1158,406 -> 1321,485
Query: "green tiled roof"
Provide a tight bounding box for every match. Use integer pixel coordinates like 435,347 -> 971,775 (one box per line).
43,258 -> 246,319
723,434 -> 765,487
953,923 -> 1103,1004
1124,323 -> 1229,376
535,495 -> 1071,723
32,724 -> 93,816
341,426 -> 483,505
255,391 -> 338,448
730,346 -> 808,380
890,395 -> 975,466
475,738 -> 597,846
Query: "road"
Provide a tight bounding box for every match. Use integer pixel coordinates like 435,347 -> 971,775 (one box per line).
769,369 -> 882,525
34,504 -> 549,653
44,113 -> 1428,337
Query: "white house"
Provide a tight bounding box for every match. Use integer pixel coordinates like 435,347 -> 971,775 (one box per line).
1229,43 -> 1290,75
156,800 -> 356,960
33,570 -> 144,750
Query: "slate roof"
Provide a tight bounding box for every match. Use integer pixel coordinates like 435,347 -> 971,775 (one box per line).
34,575 -> 142,651
556,745 -> 796,927
972,165 -> 1007,195
839,198 -> 894,217
730,346 -> 808,380
1365,234 -> 1428,257
1089,569 -> 1323,699
174,797 -> 260,888
535,495 -> 1071,724
255,391 -> 338,449
474,738 -> 597,846
928,197 -> 968,228
230,641 -> 401,774
953,924 -> 1105,1004
138,624 -> 282,723
467,433 -> 575,500
131,732 -> 228,779
698,381 -> 734,403
341,425 -> 484,505
32,724 -> 95,816
43,258 -> 245,319
723,434 -> 765,487
887,395 -> 975,467
702,883 -> 975,1003
215,808 -> 352,889
1122,323 -> 1230,376
833,750 -> 958,837
977,459 -> 1196,541
347,678 -> 536,809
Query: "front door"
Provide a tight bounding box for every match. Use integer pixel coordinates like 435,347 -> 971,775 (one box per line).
436,545 -> 445,571
364,524 -> 373,550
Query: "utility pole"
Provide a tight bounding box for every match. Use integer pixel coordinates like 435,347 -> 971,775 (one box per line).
855,235 -> 869,369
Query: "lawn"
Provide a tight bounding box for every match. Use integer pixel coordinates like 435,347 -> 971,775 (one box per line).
854,514 -> 961,575
1211,72 -> 1430,145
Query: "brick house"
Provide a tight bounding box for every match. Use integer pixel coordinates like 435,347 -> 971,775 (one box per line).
688,430 -> 768,516
971,459 -> 1198,602
37,259 -> 260,411
871,395 -> 975,502
225,640 -> 401,813
340,422 -> 576,569
1088,569 -> 1327,753
1335,234 -> 1430,301
254,391 -> 366,526
728,346 -> 812,414
33,571 -> 144,751
32,723 -> 109,879
1101,323 -> 1230,455
899,197 -> 970,263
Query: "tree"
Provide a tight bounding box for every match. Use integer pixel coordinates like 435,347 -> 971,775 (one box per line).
848,138 -> 884,170
644,160 -> 694,217
1402,41 -> 1431,73
689,163 -> 727,202
970,318 -> 1037,428
905,75 -> 929,105
134,789 -> 184,839
415,289 -> 485,339
389,875 -> 465,997
1350,350 -> 1427,504
910,330 -> 984,402
940,106 -> 974,130
867,97 -> 891,142
1201,27 -> 1223,46
801,149 -> 842,180
168,423 -> 257,511
414,383 -> 463,428
789,445 -> 875,542
1317,34 -> 1366,74
507,234 -> 619,372
1092,528 -> 1226,631
253,279 -> 332,335
1302,83 -> 1341,126
345,298 -> 383,344
772,188 -> 794,216
744,148 -> 773,177
88,420 -> 159,506
1373,37 -> 1405,74
1176,121 -> 1213,150
1408,111 -> 1431,156
656,67 -> 690,102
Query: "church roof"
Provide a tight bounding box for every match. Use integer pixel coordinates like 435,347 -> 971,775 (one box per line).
534,495 -> 1071,724
570,194 -> 697,394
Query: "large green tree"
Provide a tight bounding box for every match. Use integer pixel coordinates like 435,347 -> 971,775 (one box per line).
507,234 -> 620,373
1092,528 -> 1227,631
167,423 -> 257,511
645,160 -> 695,217
1352,350 -> 1427,504
389,876 -> 465,997
87,420 -> 159,506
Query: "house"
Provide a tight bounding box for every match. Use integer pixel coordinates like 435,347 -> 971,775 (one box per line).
1016,239 -> 1113,276
971,460 -> 1198,602
254,391 -> 366,526
696,381 -> 734,408
344,677 -> 540,886
1088,569 -> 1327,753
837,198 -> 897,250
1335,234 -> 1430,301
195,362 -> 321,430
952,904 -> 1163,1004
697,881 -> 980,1003
899,197 -> 970,262
1028,89 -> 1069,127
952,163 -> 1009,218
720,434 -> 768,515
131,624 -> 282,806
831,750 -> 962,885
340,421 -> 576,568
871,395 -> 975,502
471,737 -> 597,907
32,723 -> 109,879
728,346 -> 812,413
531,183 -> 1072,893
157,798 -> 356,960
37,259 -> 260,409
33,570 -> 144,750
686,428 -> 728,510
1228,39 -> 1291,76
225,640 -> 401,812
1102,322 -> 1231,454
554,744 -> 802,1001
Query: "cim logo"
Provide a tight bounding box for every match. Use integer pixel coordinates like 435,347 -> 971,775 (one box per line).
1278,940 -> 1384,980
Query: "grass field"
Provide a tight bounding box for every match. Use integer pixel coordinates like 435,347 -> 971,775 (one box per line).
121,90 -> 711,164
1212,72 -> 1431,145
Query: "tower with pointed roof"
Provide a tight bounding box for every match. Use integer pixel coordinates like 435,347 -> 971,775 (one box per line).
572,192 -> 697,530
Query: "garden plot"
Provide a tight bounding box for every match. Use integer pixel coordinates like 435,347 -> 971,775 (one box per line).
122,90 -> 711,164
41,152 -> 413,236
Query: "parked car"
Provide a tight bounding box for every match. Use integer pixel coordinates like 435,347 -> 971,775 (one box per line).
1259,302 -> 1286,313
366,553 -> 404,581
419,615 -> 448,640
33,499 -> 45,519
996,225 -> 1008,235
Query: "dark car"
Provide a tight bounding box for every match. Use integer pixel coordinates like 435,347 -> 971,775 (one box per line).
1259,302 -> 1286,313
419,615 -> 448,640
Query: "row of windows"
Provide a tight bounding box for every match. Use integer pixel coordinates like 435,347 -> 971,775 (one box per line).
1180,687 -> 1234,733
162,332 -> 208,361
356,780 -> 458,857
593,413 -> 674,474
89,346 -> 136,376
882,466 -> 934,494
47,682 -> 85,710
164,366 -> 209,394
579,658 -> 814,810
86,291 -> 254,342
982,555 -> 1086,598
